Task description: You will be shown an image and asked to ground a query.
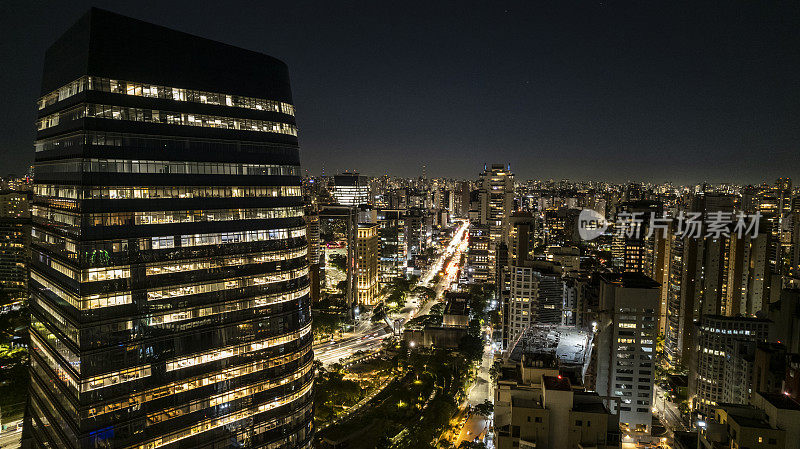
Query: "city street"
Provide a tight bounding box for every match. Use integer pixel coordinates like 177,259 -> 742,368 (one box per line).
0,426 -> 22,449
455,340 -> 495,448
654,385 -> 687,432
313,220 -> 470,366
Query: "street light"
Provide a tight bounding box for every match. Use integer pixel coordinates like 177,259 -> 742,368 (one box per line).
696,420 -> 706,449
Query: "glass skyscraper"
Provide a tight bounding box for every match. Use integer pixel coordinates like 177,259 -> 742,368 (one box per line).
25,8 -> 313,449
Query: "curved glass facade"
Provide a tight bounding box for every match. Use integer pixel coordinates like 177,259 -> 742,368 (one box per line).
25,8 -> 313,449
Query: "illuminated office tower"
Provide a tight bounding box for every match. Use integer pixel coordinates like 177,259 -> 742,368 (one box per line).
330,172 -> 370,206
377,209 -> 407,285
356,223 -> 380,305
478,163 -> 514,283
25,9 -> 313,449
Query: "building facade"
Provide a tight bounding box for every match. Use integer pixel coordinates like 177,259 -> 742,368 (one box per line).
330,172 -> 370,206
25,9 -> 313,448
478,164 -> 514,283
356,223 -> 379,305
691,315 -> 771,418
595,273 -> 659,435
494,362 -> 620,449
0,190 -> 31,305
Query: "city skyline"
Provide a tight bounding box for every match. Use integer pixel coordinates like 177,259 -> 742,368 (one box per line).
3,4 -> 800,449
2,1 -> 800,183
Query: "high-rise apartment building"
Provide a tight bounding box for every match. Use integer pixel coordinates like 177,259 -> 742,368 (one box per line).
25,9 -> 313,448
356,223 -> 379,305
595,273 -> 659,435
0,190 -> 31,304
691,315 -> 771,418
305,204 -> 322,302
664,208 -> 772,369
478,163 -> 514,283
612,200 -> 662,274
645,226 -> 670,336
468,223 -> 490,282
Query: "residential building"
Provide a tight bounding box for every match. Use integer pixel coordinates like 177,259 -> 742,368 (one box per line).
0,190 -> 30,304
594,273 -> 660,435
494,360 -> 620,449
478,163 -> 514,283
691,316 -> 771,418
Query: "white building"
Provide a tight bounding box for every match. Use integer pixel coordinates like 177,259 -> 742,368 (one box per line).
595,273 -> 660,436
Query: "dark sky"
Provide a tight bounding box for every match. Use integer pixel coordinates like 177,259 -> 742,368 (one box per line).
2,1 -> 799,184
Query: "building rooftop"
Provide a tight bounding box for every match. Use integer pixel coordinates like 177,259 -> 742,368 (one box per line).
543,375 -> 572,391
757,393 -> 800,411
717,404 -> 773,429
443,292 -> 470,316
572,392 -> 611,414
512,397 -> 542,409
599,272 -> 660,289
508,324 -> 592,369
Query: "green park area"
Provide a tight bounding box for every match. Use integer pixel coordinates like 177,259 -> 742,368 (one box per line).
316,341 -> 477,449
0,292 -> 28,424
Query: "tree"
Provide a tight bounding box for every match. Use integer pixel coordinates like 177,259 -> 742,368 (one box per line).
375,434 -> 392,449
371,303 -> 387,323
458,335 -> 483,363
489,363 -> 501,383
429,303 -> 445,316
329,254 -> 348,272
459,442 -> 487,449
473,400 -> 493,417
413,286 -> 437,302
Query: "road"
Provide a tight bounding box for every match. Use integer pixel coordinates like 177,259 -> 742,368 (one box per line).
313,329 -> 388,366
313,220 -> 470,366
454,339 -> 495,448
654,385 -> 687,433
0,429 -> 21,449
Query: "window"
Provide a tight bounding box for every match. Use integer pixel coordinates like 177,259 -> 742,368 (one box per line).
575,420 -> 583,426
38,103 -> 298,135
38,76 -> 296,116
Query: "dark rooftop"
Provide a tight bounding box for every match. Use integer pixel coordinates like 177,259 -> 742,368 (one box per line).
572,392 -> 611,414
758,393 -> 800,411
599,272 -> 660,289
512,397 -> 542,409
543,375 -> 572,391
444,293 -> 470,316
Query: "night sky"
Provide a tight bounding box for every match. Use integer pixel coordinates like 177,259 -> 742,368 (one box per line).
1,1 -> 799,183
